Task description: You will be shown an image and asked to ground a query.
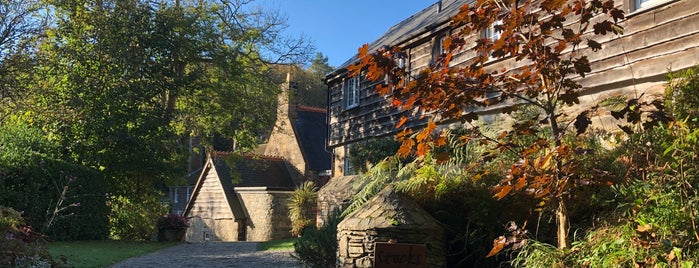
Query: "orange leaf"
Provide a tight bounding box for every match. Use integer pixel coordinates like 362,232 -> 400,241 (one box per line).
435,135 -> 447,147
416,143 -> 429,156
497,130 -> 508,140
396,116 -> 408,128
486,236 -> 507,257
397,139 -> 415,157
416,128 -> 430,142
392,98 -> 402,107
494,185 -> 513,200
514,176 -> 527,190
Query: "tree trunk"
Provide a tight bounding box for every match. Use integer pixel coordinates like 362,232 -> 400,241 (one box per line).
556,200 -> 568,249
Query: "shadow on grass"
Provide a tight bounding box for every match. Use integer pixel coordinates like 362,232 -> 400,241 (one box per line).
47,240 -> 180,268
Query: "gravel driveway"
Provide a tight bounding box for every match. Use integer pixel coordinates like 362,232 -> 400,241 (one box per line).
110,242 -> 302,268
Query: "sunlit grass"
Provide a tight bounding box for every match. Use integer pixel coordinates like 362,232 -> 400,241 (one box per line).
47,240 -> 179,268
257,238 -> 297,251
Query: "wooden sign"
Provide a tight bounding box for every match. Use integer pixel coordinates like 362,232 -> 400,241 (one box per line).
374,242 -> 427,268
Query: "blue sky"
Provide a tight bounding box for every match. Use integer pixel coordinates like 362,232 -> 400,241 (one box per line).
261,0 -> 435,67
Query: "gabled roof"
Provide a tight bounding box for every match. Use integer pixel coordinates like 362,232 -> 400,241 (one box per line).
183,157 -> 246,220
212,152 -> 299,190
335,0 -> 469,70
293,105 -> 332,171
184,152 -> 300,218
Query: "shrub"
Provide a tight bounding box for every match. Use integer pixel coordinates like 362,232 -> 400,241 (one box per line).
0,206 -> 63,267
0,124 -> 109,241
108,194 -> 167,241
156,213 -> 189,230
292,211 -> 342,268
287,181 -> 317,236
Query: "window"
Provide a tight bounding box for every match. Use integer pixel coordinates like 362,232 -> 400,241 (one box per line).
634,0 -> 669,10
186,186 -> 193,204
396,57 -> 406,69
345,76 -> 360,109
343,147 -> 356,176
173,187 -> 179,203
484,20 -> 503,60
432,35 -> 447,64
485,20 -> 503,41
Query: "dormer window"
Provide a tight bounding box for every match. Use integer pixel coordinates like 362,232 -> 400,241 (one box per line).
345,76 -> 360,109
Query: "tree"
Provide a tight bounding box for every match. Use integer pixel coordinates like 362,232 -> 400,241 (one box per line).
350,0 -> 625,250
19,0 -> 312,206
0,0 -> 45,120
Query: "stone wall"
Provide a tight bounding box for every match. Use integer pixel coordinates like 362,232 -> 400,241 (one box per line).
185,217 -> 242,243
337,228 -> 446,268
317,175 -> 363,227
336,186 -> 446,267
237,188 -> 294,241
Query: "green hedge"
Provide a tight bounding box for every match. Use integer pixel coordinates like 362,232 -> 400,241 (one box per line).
0,124 -> 109,240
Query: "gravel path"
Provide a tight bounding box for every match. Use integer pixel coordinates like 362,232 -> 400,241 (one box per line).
110,242 -> 302,268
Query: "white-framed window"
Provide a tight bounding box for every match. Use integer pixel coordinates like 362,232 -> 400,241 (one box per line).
173,187 -> 179,203
484,19 -> 503,60
186,186 -> 193,204
485,20 -> 503,41
345,76 -> 360,109
432,35 -> 447,64
634,0 -> 669,10
396,57 -> 406,69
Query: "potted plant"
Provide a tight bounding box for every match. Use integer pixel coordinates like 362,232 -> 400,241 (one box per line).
156,213 -> 188,242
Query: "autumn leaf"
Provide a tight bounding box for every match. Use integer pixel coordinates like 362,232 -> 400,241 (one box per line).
392,98 -> 402,107
397,138 -> 415,157
514,176 -> 527,190
494,184 -> 513,200
486,236 -> 507,257
396,116 -> 408,128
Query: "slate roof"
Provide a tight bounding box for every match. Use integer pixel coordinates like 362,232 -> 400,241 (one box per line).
293,105 -> 332,171
211,152 -> 298,190
335,0 -> 469,70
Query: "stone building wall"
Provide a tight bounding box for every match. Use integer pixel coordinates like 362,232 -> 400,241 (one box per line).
336,186 -> 446,267
185,217 -> 242,243
237,189 -> 294,241
316,175 -> 363,227
337,228 -> 446,268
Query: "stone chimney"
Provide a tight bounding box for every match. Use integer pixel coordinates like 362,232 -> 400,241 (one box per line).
187,135 -> 204,173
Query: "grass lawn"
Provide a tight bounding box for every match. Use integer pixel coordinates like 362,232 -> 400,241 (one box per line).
47,240 -> 179,268
257,237 -> 297,251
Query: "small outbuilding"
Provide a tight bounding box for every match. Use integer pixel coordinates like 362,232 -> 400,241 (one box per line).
184,152 -> 301,242
337,186 -> 446,268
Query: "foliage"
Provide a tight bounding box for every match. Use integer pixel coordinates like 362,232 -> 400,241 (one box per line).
156,214 -> 189,230
108,194 -> 167,241
347,136 -> 402,173
351,0 -> 627,250
267,52 -> 332,112
0,124 -> 109,241
341,157 -> 404,217
666,65 -> 699,128
0,206 -> 64,267
292,211 -> 342,268
287,181 -> 318,236
47,240 -> 178,268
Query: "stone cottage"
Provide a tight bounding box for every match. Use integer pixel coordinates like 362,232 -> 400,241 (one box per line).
184,151 -> 302,242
